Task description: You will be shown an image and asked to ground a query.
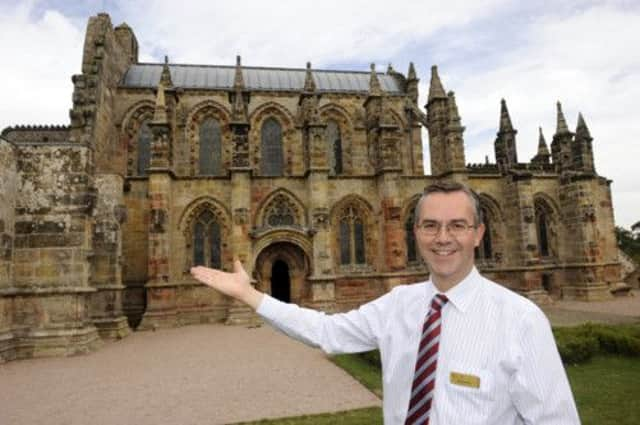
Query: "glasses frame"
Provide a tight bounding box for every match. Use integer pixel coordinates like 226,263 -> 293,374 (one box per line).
415,220 -> 478,237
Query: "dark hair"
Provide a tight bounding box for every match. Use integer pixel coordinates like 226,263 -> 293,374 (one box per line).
413,180 -> 483,225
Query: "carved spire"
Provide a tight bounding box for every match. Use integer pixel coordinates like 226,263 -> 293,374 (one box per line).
368,63 -> 382,96
499,99 -> 515,133
555,101 -> 570,135
233,55 -> 245,90
538,127 -> 549,155
303,61 -> 316,92
407,62 -> 417,81
159,55 -> 173,87
427,65 -> 447,104
575,112 -> 592,141
447,91 -> 461,127
153,80 -> 167,123
230,55 -> 248,124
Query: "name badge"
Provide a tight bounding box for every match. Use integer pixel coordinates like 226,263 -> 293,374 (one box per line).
450,371 -> 481,389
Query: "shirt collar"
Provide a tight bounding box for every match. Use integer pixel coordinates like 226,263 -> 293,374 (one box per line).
426,267 -> 482,314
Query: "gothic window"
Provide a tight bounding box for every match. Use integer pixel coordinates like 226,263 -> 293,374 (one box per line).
261,118 -> 283,176
264,194 -> 296,226
405,210 -> 418,263
535,200 -> 552,258
193,210 -> 221,268
476,208 -> 493,260
199,118 -> 222,175
137,121 -> 152,176
327,120 -> 343,175
339,206 -> 366,265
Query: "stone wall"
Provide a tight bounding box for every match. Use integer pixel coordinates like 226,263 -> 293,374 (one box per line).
2,129 -> 101,359
0,137 -> 17,361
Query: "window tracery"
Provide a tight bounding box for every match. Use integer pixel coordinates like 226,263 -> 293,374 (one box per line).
193,210 -> 221,268
199,118 -> 222,175
339,206 -> 366,265
261,118 -> 283,176
137,121 -> 152,176
264,194 -> 297,227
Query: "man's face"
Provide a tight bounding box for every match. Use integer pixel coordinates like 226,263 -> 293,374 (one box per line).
414,191 -> 485,291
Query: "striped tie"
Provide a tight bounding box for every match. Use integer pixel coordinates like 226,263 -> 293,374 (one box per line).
405,294 -> 449,425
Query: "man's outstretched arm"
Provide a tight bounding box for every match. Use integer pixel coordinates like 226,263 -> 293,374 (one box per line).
190,259 -> 264,309
190,259 -> 389,355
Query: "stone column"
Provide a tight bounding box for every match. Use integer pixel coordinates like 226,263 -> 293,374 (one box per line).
89,174 -> 130,339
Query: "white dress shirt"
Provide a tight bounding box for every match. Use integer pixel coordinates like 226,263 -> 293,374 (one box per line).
257,267 -> 580,425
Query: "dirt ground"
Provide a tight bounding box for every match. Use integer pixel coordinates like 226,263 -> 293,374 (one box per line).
543,290 -> 640,326
0,325 -> 380,425
1,291 -> 638,425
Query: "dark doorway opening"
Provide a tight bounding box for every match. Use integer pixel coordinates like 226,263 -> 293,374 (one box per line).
271,260 -> 291,303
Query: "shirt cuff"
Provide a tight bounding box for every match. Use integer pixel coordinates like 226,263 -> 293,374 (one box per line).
256,294 -> 281,319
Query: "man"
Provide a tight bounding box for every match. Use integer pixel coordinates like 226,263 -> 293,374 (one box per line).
191,181 -> 580,424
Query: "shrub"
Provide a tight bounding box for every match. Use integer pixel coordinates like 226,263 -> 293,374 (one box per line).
553,323 -> 640,364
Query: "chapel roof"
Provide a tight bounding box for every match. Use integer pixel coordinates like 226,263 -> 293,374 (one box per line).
121,63 -> 404,94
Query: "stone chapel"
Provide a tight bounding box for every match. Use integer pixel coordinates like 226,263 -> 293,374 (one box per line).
0,13 -> 623,361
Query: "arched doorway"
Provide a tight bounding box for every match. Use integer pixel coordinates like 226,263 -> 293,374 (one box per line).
255,242 -> 309,304
271,260 -> 291,302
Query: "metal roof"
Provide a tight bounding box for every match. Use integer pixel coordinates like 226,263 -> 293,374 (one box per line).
121,63 -> 404,94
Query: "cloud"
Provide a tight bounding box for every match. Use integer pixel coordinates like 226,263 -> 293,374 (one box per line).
0,1 -> 83,129
0,0 -> 637,229
441,3 -> 640,228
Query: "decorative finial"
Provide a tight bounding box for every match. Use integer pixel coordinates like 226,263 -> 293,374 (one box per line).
427,65 -> 447,103
556,101 -> 570,134
499,99 -> 514,133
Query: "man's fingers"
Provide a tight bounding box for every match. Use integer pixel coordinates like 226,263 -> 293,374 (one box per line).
233,259 -> 244,274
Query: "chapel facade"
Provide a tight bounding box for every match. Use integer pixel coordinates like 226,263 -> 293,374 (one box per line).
0,14 -> 623,361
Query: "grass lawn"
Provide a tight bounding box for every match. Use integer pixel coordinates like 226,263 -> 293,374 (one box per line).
233,354 -> 640,424
567,356 -> 640,425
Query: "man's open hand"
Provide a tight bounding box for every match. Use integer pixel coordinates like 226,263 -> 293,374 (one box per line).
190,259 -> 263,309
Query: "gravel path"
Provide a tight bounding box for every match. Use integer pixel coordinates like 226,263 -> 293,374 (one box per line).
0,325 -> 380,425
544,290 -> 640,326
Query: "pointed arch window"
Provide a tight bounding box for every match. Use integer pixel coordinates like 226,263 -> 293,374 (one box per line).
536,209 -> 550,257
137,121 -> 152,176
534,199 -> 555,259
199,118 -> 222,175
405,209 -> 418,263
261,118 -> 283,176
265,194 -> 296,226
339,206 -> 366,265
476,208 -> 493,260
193,211 -> 221,268
327,120 -> 343,175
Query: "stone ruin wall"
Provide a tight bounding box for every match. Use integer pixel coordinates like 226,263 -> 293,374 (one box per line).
0,128 -> 102,361
0,138 -> 17,361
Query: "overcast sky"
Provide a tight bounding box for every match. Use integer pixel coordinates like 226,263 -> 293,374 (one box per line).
0,0 -> 638,228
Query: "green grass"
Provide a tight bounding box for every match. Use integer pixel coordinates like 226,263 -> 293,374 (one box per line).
330,353 -> 383,397
567,356 -> 640,425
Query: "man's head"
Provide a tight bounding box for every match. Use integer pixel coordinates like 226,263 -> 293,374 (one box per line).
414,181 -> 485,291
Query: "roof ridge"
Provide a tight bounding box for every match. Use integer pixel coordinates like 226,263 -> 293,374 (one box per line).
132,62 -> 393,76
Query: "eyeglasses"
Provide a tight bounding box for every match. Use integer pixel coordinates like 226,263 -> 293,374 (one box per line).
416,220 -> 477,237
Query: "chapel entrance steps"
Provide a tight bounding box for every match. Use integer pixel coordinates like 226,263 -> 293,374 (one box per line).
225,300 -> 263,327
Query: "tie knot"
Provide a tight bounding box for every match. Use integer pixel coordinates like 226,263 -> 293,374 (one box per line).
431,294 -> 448,312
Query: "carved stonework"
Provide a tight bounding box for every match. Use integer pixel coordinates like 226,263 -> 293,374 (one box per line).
582,204 -> 596,222
231,129 -> 250,168
113,204 -> 127,224
313,208 -> 330,230
150,208 -> 166,233
264,194 -> 298,226
234,208 -> 248,225
522,206 -> 534,223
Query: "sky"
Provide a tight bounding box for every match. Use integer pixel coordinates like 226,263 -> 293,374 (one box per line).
0,0 -> 638,229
